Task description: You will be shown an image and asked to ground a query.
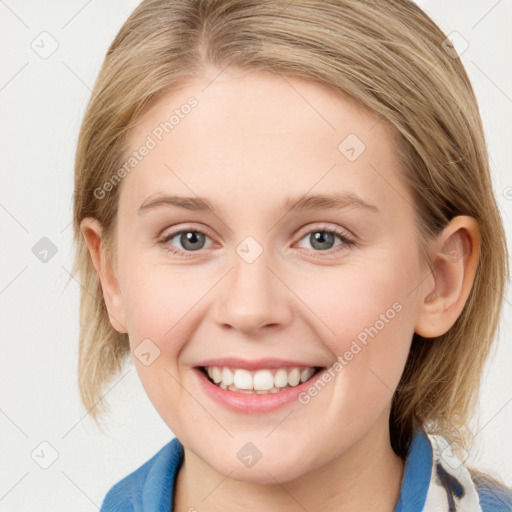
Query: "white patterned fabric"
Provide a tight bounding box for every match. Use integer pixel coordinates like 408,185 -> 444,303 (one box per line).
423,434 -> 483,512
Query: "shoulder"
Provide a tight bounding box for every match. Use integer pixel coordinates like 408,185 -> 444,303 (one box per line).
100,437 -> 184,512
402,430 -> 512,512
471,471 -> 512,512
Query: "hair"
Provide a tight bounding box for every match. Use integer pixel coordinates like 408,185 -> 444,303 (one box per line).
71,0 -> 510,490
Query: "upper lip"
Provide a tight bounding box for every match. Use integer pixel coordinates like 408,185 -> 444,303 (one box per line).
194,357 -> 324,370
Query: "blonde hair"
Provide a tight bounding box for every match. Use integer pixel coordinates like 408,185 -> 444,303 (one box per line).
71,0 -> 509,484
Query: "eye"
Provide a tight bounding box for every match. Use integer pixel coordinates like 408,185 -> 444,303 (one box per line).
158,224 -> 355,257
295,225 -> 355,254
159,228 -> 213,256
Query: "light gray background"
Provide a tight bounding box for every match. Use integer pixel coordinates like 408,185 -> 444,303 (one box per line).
0,1 -> 511,510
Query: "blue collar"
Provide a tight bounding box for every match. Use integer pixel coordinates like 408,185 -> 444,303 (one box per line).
99,429 -> 440,511
393,429 -> 432,511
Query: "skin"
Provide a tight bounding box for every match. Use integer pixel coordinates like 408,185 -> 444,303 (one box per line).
81,66 -> 480,512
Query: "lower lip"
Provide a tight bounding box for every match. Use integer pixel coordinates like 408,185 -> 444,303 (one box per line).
193,367 -> 326,414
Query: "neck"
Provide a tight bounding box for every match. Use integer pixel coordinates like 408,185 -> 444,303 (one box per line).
173,419 -> 405,512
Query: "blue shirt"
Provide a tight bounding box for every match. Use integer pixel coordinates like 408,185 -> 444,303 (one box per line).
100,429 -> 512,511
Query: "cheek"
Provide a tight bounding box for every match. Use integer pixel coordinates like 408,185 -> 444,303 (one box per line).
305,253 -> 416,336
299,252 -> 419,390
119,262 -> 204,410
120,259 -> 220,370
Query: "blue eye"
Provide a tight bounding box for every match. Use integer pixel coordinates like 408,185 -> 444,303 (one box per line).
160,229 -> 212,255
159,225 -> 355,257
296,227 -> 354,253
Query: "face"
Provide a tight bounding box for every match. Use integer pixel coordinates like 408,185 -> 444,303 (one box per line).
104,67 -> 426,483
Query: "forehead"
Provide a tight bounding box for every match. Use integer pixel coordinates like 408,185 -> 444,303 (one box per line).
119,68 -> 409,218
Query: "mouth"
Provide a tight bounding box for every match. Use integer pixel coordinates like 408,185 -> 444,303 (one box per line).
196,365 -> 325,395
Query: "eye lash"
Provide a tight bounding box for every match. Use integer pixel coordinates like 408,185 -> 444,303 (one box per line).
297,225 -> 356,255
158,225 -> 356,257
158,228 -> 210,257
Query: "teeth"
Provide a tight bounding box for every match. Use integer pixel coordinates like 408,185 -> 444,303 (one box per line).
288,368 -> 300,386
253,370 -> 274,391
233,369 -> 253,390
211,367 -> 222,384
274,368 -> 288,388
300,367 -> 315,383
222,366 -> 234,386
205,366 -> 317,393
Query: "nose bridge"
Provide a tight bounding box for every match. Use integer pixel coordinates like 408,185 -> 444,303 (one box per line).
215,233 -> 291,332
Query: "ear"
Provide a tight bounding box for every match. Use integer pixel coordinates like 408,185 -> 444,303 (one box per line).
414,215 -> 481,338
80,217 -> 128,334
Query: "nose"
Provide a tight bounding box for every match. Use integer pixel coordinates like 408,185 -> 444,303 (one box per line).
213,246 -> 293,335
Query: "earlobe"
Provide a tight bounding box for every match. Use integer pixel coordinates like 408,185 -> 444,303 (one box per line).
414,216 -> 481,338
80,218 -> 128,334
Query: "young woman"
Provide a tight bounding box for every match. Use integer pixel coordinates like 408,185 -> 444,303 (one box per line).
72,1 -> 511,510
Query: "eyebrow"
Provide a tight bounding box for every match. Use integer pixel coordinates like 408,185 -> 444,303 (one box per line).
137,192 -> 379,216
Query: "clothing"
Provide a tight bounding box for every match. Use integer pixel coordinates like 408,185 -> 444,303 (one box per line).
99,429 -> 512,511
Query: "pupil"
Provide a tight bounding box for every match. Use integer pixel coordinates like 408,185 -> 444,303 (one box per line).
311,231 -> 333,250
182,231 -> 204,250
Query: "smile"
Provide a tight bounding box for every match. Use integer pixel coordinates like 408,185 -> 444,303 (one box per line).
193,364 -> 328,414
200,366 -> 322,394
